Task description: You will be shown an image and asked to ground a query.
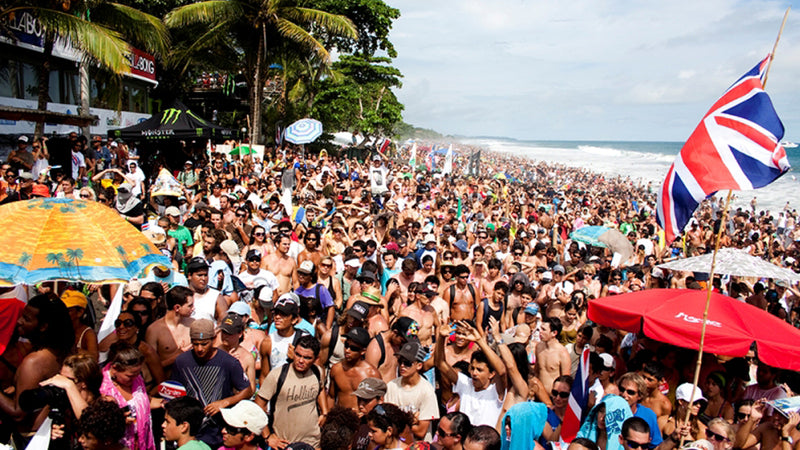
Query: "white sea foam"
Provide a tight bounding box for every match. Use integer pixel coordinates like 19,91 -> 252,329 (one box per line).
462,138 -> 799,214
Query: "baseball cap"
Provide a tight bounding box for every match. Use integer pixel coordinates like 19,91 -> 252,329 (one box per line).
553,265 -> 566,274
245,249 -> 262,261
541,271 -> 553,281
675,383 -> 706,403
184,160 -> 193,166
396,341 -> 427,363
220,400 -> 267,435
273,292 -> 299,315
60,290 -> 88,309
524,303 -> 540,316
227,301 -> 251,317
220,240 -> 241,268
17,172 -> 33,181
391,317 -> 420,339
454,239 -> 468,253
186,257 -> 209,274
190,319 -> 215,340
372,154 -> 381,161
598,353 -> 616,370
31,184 -> 50,197
165,206 -> 181,217
347,302 -> 369,322
353,377 -> 387,400
297,260 -> 315,274
18,135 -> 28,143
219,312 -> 245,334
345,258 -> 361,268
357,271 -> 376,283
424,234 -> 436,244
344,327 -> 370,348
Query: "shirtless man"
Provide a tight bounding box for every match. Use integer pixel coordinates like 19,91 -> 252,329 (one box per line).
0,295 -> 71,437
365,317 -> 417,382
535,317 -> 571,392
297,229 -> 323,268
639,361 -> 673,431
328,327 -> 381,411
217,312 -> 257,392
479,259 -> 504,301
263,233 -> 298,295
145,286 -> 195,372
392,258 -> 418,297
444,321 -> 477,367
400,285 -> 440,347
444,264 -> 478,322
320,302 -> 367,369
736,399 -> 800,450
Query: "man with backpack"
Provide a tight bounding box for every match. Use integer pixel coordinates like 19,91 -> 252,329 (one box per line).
256,335 -> 327,449
258,293 -> 310,386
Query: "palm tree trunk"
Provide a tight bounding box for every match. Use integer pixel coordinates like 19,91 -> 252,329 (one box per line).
249,27 -> 266,145
34,30 -> 55,139
79,61 -> 91,138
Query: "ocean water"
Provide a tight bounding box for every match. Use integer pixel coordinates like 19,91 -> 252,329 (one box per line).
460,138 -> 800,214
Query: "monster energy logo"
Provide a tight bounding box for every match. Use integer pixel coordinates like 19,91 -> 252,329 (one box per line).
160,108 -> 182,124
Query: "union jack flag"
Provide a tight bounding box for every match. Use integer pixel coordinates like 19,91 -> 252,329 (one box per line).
657,55 -> 790,244
561,347 -> 590,443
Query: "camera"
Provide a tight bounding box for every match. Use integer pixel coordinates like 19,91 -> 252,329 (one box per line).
19,385 -> 69,424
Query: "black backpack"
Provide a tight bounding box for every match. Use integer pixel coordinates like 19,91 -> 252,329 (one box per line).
267,363 -> 321,432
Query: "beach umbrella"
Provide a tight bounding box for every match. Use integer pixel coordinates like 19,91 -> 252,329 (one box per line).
0,198 -> 170,286
284,118 -> 323,144
657,248 -> 800,282
588,289 -> 800,371
569,226 -> 634,262
230,145 -> 256,156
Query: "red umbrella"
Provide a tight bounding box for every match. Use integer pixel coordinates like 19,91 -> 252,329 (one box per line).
588,289 -> 800,371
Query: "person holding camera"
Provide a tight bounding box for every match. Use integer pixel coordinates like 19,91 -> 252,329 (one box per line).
39,353 -> 102,447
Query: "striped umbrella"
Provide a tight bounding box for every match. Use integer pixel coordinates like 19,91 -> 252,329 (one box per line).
284,118 -> 323,144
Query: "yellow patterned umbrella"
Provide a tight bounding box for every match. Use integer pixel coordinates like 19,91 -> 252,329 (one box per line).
0,198 -> 170,286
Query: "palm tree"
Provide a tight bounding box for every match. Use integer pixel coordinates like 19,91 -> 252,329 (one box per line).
165,0 -> 357,145
66,248 -> 84,277
0,1 -> 169,138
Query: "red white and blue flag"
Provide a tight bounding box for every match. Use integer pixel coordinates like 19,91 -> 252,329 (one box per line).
562,347 -> 590,443
657,55 -> 790,244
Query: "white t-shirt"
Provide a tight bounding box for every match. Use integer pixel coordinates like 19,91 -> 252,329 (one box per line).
369,165 -> 389,194
453,372 -> 504,426
191,287 -> 221,324
385,376 -> 440,440
71,150 -> 86,180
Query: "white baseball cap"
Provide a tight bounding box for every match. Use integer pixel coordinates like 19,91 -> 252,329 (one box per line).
675,383 -> 706,403
220,400 -> 267,434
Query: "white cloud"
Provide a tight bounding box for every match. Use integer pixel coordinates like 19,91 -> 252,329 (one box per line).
388,0 -> 799,141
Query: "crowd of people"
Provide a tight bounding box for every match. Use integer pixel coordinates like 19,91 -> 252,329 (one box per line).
1,131 -> 800,450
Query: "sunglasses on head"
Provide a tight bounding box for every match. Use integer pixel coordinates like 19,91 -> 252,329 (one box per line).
114,318 -> 136,328
551,390 -> 570,399
626,440 -> 651,450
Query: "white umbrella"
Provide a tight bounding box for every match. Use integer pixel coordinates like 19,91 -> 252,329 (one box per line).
284,118 -> 323,144
657,248 -> 800,282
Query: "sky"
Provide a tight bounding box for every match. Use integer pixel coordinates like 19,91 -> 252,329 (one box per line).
388,0 -> 800,142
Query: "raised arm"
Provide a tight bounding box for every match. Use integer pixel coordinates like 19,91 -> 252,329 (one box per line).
434,323 -> 458,386
489,317 -> 527,398
457,320 -> 507,396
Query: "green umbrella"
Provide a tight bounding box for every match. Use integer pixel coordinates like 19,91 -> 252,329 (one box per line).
230,145 -> 255,156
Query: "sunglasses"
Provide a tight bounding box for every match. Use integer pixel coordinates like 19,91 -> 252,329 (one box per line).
626,440 -> 651,450
236,214 -> 246,218
344,342 -> 364,352
551,390 -> 570,399
115,318 -> 136,328
621,388 -> 639,397
735,412 -> 750,421
437,427 -> 458,438
397,358 -> 414,368
224,424 -> 249,435
80,193 -> 92,199
254,232 -> 265,236
321,263 -> 333,268
705,429 -> 729,442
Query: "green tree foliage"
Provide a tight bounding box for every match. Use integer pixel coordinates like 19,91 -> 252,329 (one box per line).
313,55 -> 403,143
308,0 -> 400,57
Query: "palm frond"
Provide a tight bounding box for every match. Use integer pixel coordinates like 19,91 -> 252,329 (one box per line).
164,1 -> 241,29
275,18 -> 328,61
33,8 -> 129,73
94,3 -> 170,57
283,7 -> 357,40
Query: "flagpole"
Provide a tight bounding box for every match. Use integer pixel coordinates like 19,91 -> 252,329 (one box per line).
679,11 -> 788,444
763,6 -> 790,89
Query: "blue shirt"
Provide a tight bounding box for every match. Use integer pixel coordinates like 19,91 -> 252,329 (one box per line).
634,403 -> 662,446
294,283 -> 334,309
